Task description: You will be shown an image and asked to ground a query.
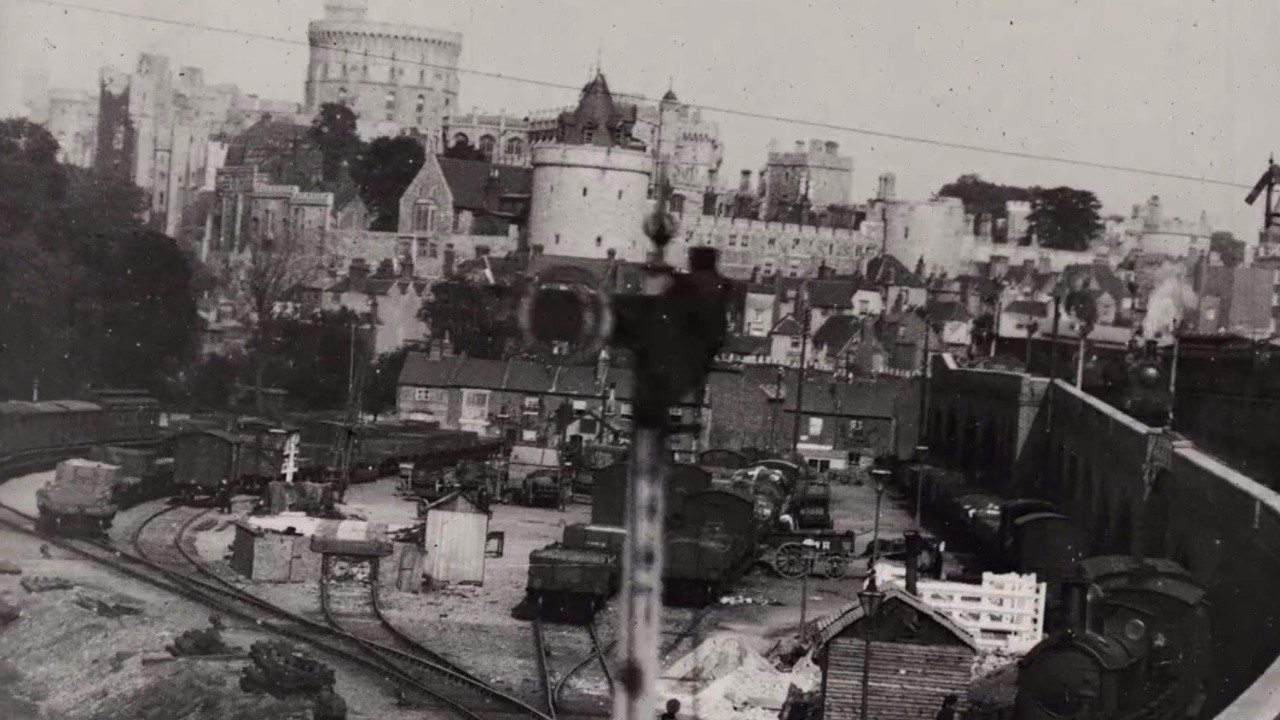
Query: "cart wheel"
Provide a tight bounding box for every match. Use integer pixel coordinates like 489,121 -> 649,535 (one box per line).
823,553 -> 850,579
773,543 -> 807,578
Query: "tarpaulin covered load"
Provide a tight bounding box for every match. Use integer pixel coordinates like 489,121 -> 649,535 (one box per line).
38,459 -> 119,514
309,520 -> 393,558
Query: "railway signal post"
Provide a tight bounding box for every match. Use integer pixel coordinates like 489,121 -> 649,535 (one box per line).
518,209 -> 730,720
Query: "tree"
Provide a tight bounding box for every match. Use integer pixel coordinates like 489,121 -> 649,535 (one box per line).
93,230 -> 201,390
225,236 -> 326,412
264,308 -> 364,411
0,119 -> 67,237
308,103 -> 362,183
443,138 -> 487,162
363,347 -> 410,419
351,135 -> 425,231
1027,186 -> 1104,252
1210,231 -> 1245,268
1064,282 -> 1099,388
418,280 -> 519,360
936,174 -> 1032,241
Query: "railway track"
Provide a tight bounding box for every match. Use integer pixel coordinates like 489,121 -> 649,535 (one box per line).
0,499 -> 560,720
532,611 -> 616,719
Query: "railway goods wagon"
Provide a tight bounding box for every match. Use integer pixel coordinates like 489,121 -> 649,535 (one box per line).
172,429 -> 245,502
1004,511 -> 1086,597
87,444 -> 175,508
562,523 -> 627,554
91,390 -> 161,443
590,461 -> 711,527
664,533 -> 744,606
232,419 -> 313,489
664,488 -> 758,606
36,459 -> 120,535
1013,556 -> 1211,720
526,545 -> 617,618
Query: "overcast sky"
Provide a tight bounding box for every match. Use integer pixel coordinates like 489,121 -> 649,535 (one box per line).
2,0 -> 1276,241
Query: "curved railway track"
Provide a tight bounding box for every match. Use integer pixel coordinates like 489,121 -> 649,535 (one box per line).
0,498 -> 560,720
532,612 -> 616,719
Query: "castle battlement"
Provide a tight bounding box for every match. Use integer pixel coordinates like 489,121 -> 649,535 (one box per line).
676,213 -> 871,241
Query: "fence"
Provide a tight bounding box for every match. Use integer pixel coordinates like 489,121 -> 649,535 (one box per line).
872,562 -> 1045,654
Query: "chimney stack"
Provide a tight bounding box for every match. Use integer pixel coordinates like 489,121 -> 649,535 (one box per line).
1061,565 -> 1092,634
904,530 -> 922,596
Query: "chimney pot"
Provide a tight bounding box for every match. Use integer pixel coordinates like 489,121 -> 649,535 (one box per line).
904,530 -> 922,596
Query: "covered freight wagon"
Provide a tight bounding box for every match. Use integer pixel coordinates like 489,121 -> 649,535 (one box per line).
173,429 -> 245,501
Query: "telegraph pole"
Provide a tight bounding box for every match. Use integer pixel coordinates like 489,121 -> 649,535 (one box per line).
791,282 -> 810,453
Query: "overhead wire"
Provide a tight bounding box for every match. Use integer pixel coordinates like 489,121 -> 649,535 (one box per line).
18,0 -> 1258,191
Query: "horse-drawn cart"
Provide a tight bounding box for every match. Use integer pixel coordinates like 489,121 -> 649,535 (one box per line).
759,530 -> 859,579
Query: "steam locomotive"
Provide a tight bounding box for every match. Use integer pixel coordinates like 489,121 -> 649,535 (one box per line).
1013,556 -> 1211,720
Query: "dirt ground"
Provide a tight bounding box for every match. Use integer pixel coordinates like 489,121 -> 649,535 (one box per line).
0,468 -> 930,718
0,476 -> 449,720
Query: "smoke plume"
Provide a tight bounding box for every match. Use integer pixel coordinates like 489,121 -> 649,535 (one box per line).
1141,262 -> 1199,338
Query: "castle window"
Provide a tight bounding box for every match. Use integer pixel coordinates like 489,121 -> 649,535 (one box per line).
385,91 -> 396,109
342,64 -> 349,77
428,243 -> 438,259
337,87 -> 348,104
453,132 -> 469,147
583,187 -> 588,197
419,69 -> 425,84
415,94 -> 425,113
362,65 -> 369,78
504,137 -> 524,157
729,235 -> 737,247
617,190 -> 623,200
596,236 -> 603,247
768,237 -> 776,247
322,62 -> 329,79
478,135 -> 496,160
412,201 -> 436,232
555,234 -> 561,245
583,127 -> 595,144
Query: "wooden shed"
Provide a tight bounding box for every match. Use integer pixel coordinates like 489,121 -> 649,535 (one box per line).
229,522 -> 320,583
421,492 -> 490,587
812,588 -> 980,720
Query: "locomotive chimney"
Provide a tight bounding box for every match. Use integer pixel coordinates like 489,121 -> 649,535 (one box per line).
1061,565 -> 1091,634
904,529 -> 922,596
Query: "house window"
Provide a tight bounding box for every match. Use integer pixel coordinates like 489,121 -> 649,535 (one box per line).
858,299 -> 870,313
619,402 -> 634,419
464,391 -> 490,409
572,400 -> 588,413
521,429 -> 538,442
768,237 -> 776,247
849,419 -> 864,431
790,337 -> 801,350
416,240 -> 429,258
669,409 -> 683,424
583,128 -> 595,144
412,201 -> 436,232
413,388 -> 430,401
523,396 -> 540,411
427,243 -> 438,259
808,417 -> 823,435
729,235 -> 737,247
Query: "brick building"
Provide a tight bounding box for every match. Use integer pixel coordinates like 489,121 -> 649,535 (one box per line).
396,352 -> 709,457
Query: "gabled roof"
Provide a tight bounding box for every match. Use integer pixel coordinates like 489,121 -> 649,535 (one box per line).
812,587 -> 980,650
866,254 -> 925,288
770,315 -> 802,336
1004,300 -> 1048,317
812,314 -> 860,351
1055,263 -> 1128,300
806,280 -> 859,308
927,300 -> 972,323
722,335 -> 772,356
437,157 -> 532,215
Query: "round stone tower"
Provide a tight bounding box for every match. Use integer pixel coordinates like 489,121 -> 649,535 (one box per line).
305,0 -> 462,146
528,144 -> 653,262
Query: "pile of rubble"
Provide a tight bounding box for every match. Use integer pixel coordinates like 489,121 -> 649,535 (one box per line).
658,633 -> 820,720
240,641 -> 335,698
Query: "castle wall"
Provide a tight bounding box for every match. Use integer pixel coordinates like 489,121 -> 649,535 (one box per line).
527,144 -> 653,262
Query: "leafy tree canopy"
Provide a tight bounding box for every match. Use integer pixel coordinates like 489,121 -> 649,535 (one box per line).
1210,231 -> 1245,268
351,135 -> 426,231
363,347 -> 410,419
0,119 -> 198,400
1027,186 -> 1104,252
263,308 -> 365,411
443,138 -> 488,162
418,279 -> 519,360
936,174 -> 1032,219
308,103 -> 362,183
